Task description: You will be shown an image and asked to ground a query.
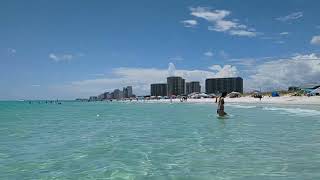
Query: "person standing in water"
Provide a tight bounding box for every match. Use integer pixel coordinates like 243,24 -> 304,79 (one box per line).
217,92 -> 227,116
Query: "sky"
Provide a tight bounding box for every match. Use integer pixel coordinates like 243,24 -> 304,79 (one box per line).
1,0 -> 320,100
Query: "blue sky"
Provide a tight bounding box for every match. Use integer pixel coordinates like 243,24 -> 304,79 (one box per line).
1,0 -> 320,99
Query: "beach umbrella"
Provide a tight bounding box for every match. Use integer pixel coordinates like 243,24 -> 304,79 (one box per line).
228,92 -> 241,98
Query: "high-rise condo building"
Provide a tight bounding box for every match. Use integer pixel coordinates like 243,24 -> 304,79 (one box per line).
167,76 -> 185,96
113,89 -> 123,99
126,86 -> 133,97
205,77 -> 243,94
186,81 -> 201,94
97,92 -> 109,100
123,86 -> 133,98
151,83 -> 168,96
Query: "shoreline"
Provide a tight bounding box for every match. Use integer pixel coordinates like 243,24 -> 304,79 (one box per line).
144,96 -> 320,105
7,96 -> 320,106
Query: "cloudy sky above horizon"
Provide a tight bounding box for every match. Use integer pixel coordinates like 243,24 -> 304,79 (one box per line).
1,0 -> 320,99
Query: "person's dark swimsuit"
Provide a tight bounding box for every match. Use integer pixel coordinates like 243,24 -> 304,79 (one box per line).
217,97 -> 225,116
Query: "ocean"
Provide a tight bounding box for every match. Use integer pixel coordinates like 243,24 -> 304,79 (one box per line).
1,101 -> 320,179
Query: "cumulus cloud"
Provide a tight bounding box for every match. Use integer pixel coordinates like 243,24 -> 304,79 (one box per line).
204,51 -> 213,57
49,53 -> 76,62
310,35 -> 320,45
189,7 -> 257,37
51,54 -> 320,98
208,65 -> 238,77
276,12 -> 303,22
55,63 -> 239,98
181,19 -> 198,28
246,54 -> 320,91
168,62 -> 176,76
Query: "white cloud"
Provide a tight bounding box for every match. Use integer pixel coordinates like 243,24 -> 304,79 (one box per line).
31,84 -> 40,87
246,54 -> 320,91
276,12 -> 303,22
208,65 -> 238,77
279,32 -> 289,35
49,53 -> 75,62
7,48 -> 17,55
168,62 -> 176,76
204,51 -> 213,57
228,58 -> 257,66
50,54 -> 320,97
275,40 -> 285,44
55,63 -> 239,97
189,7 -> 257,37
181,19 -> 198,28
229,30 -> 257,37
310,35 -> 320,45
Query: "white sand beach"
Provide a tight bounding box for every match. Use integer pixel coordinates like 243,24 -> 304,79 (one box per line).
146,96 -> 320,105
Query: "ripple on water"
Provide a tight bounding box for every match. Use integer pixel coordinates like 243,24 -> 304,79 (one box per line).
1,101 -> 320,179
262,107 -> 320,117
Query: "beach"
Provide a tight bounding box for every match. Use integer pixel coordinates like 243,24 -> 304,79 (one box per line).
145,96 -> 320,105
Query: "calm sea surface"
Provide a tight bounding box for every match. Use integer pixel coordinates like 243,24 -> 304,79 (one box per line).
1,101 -> 320,179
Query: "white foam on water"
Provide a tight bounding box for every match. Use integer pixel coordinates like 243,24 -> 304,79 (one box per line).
262,107 -> 320,117
226,104 -> 257,109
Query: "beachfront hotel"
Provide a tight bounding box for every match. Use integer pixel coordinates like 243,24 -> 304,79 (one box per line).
123,86 -> 133,98
112,89 -> 123,99
150,83 -> 168,96
205,77 -> 243,94
186,81 -> 201,95
167,76 -> 185,96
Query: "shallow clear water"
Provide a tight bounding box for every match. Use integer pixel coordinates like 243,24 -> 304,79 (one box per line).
1,101 -> 320,179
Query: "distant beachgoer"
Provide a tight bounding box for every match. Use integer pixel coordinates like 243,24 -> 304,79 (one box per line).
217,92 -> 227,116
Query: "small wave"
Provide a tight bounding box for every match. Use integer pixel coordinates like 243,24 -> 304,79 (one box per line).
227,104 -> 257,109
262,107 -> 320,117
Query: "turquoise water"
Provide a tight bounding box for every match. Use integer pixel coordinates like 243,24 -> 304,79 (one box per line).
1,101 -> 320,179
